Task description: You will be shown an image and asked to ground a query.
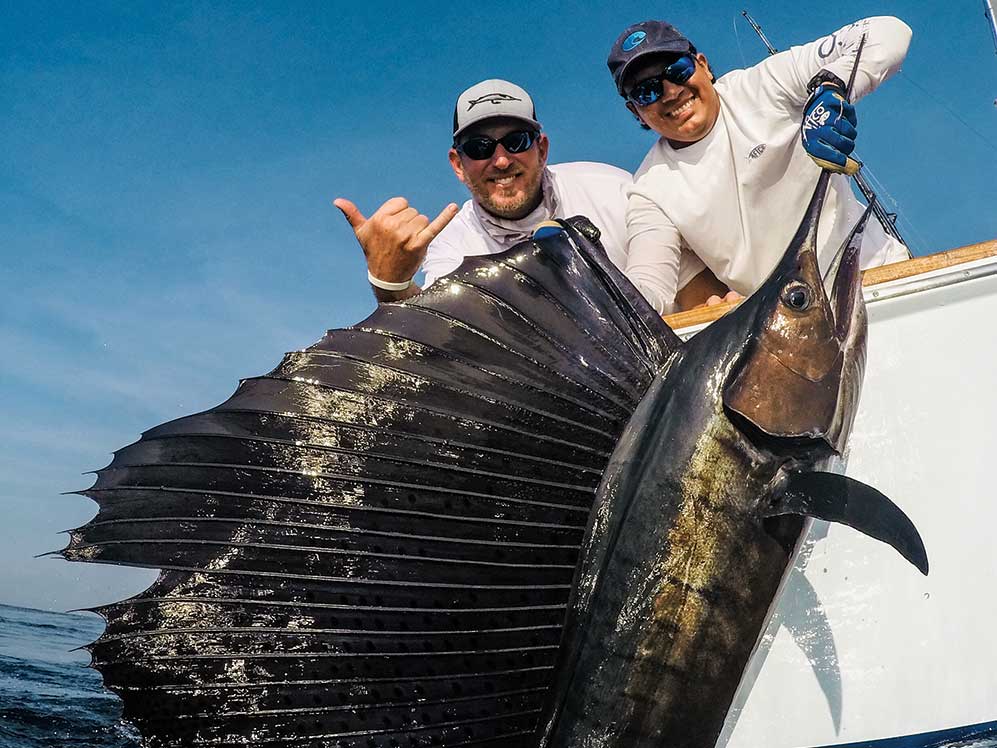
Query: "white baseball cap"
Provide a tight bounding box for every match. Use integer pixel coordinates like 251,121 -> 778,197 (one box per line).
452,79 -> 542,139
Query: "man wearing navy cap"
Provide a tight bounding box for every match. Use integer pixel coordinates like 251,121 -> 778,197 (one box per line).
335,79 -> 635,303
608,17 -> 912,314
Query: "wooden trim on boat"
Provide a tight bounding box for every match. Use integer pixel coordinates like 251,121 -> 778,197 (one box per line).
861,239 -> 997,285
662,239 -> 997,331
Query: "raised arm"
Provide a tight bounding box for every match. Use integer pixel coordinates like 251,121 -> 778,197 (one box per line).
748,17 -> 910,174
809,16 -> 911,103
334,196 -> 459,303
753,16 -> 912,109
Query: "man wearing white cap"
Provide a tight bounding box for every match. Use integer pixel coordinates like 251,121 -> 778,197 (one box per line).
334,79 -> 635,303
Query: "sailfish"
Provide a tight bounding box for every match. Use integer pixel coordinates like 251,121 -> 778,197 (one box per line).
61,170 -> 926,747
538,170 -> 926,747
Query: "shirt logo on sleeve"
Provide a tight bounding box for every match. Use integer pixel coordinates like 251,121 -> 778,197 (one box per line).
817,33 -> 838,58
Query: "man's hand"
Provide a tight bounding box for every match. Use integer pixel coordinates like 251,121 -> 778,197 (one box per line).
704,291 -> 743,308
333,197 -> 459,291
801,85 -> 861,176
675,268 -> 743,312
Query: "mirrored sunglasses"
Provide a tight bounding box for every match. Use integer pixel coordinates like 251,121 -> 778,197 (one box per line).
627,54 -> 697,107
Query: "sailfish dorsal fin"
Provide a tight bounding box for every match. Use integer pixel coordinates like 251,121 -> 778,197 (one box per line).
61,218 -> 677,746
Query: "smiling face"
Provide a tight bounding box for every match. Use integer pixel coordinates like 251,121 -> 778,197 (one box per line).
625,53 -> 721,146
449,117 -> 549,220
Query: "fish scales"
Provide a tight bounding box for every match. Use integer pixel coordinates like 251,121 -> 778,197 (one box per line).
540,172 -> 927,747
627,424 -> 803,744
61,173 -> 927,746
543,359 -> 800,747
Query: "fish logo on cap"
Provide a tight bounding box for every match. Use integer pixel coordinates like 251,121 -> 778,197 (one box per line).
622,31 -> 647,52
467,93 -> 523,110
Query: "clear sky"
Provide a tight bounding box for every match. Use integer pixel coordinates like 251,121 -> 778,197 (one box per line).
2,1 -> 995,612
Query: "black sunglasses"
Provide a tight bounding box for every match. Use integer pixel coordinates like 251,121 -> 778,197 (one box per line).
455,130 -> 540,160
627,54 -> 697,107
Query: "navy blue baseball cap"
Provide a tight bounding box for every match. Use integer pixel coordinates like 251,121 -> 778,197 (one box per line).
608,21 -> 696,95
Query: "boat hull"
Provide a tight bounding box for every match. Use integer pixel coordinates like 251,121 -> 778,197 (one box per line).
715,254 -> 997,747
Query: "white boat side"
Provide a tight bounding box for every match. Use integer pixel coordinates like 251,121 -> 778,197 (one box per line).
669,243 -> 997,748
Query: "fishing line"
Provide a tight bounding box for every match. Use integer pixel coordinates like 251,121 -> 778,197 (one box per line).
859,167 -> 911,249
898,72 -> 997,156
861,165 -> 931,256
895,216 -> 932,258
733,14 -> 749,68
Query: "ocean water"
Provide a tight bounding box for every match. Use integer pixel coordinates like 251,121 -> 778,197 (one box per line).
1,602 -> 995,748
0,604 -> 139,748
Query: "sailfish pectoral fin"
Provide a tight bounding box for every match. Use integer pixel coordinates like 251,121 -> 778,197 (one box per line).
764,472 -> 929,575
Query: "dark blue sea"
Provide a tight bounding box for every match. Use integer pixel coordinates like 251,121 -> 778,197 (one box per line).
0,604 -> 139,748
2,602 -> 996,748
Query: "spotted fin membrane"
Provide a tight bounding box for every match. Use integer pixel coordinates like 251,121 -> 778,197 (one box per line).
61,217 -> 678,748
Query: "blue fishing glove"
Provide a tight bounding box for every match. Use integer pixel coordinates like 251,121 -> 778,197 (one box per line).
801,82 -> 861,175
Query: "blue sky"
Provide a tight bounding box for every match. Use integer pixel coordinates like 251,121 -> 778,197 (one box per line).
2,1 -> 995,612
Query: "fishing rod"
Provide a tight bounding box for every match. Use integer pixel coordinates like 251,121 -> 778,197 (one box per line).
740,10 -> 908,248
740,10 -> 778,55
984,0 -> 997,105
984,0 -> 997,54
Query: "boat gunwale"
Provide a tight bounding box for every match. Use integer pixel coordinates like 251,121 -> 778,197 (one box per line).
664,238 -> 997,334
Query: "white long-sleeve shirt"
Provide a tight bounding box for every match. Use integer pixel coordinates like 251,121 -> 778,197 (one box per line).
422,162 -> 633,287
626,16 -> 912,314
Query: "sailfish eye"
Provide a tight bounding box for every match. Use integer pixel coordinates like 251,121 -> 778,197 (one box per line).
781,282 -> 813,311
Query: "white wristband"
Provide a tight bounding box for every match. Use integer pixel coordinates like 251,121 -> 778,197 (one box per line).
367,270 -> 414,292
